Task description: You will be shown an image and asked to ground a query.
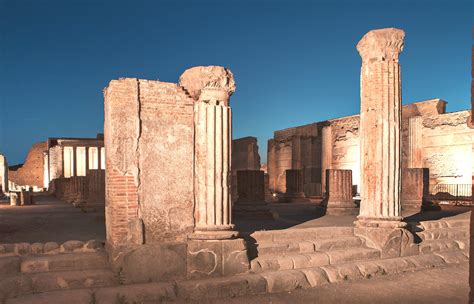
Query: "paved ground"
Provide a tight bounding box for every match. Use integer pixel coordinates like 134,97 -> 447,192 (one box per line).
177,263 -> 469,304
0,194 -> 470,244
0,195 -> 105,243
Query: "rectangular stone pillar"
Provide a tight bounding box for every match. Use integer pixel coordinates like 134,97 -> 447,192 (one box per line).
321,126 -> 332,195
233,170 -> 272,219
408,117 -> 423,168
324,169 -> 357,215
0,154 -> 8,194
401,168 -> 429,211
355,28 -> 405,228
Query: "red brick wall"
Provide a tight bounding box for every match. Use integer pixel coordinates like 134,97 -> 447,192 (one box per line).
9,141 -> 47,188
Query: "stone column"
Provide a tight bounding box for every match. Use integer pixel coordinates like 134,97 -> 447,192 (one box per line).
355,28 -> 405,229
324,169 -> 357,215
354,28 -> 418,258
285,169 -> 307,202
321,126 -> 332,196
179,66 -> 237,240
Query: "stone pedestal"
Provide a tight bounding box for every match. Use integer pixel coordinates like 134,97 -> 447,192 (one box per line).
233,170 -> 272,219
180,66 -> 238,240
324,169 -> 357,215
355,28 -> 406,229
285,169 -> 307,202
401,168 -> 429,211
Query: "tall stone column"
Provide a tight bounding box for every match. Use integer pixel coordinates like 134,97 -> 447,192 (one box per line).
179,66 -> 237,240
355,28 -> 405,229
354,28 -> 418,258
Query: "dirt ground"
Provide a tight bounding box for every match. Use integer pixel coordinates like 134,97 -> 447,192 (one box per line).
0,195 -> 105,243
0,194 -> 470,245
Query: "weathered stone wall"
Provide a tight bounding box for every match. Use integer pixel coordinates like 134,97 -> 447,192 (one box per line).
267,123 -> 319,194
232,136 -> 261,171
104,78 -> 195,246
268,99 -> 471,196
420,110 -> 473,186
8,141 -> 47,189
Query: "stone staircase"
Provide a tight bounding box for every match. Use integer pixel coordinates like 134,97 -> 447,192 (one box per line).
248,227 -> 381,272
3,220 -> 470,303
409,218 -> 470,255
0,251 -> 118,300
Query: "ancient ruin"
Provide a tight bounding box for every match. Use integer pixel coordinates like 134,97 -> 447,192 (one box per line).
0,26 -> 471,304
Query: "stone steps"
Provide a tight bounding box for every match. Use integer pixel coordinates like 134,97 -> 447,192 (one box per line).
418,239 -> 462,254
250,247 -> 381,272
256,236 -> 364,255
250,226 -> 355,244
418,219 -> 469,230
0,269 -> 118,299
0,252 -> 116,299
6,251 -> 468,304
20,252 -> 109,273
417,228 -> 468,241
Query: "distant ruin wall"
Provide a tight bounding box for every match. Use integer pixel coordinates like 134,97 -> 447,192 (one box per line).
267,99 -> 472,196
8,141 -> 47,189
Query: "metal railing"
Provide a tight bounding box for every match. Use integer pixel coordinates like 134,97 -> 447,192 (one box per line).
429,184 -> 472,204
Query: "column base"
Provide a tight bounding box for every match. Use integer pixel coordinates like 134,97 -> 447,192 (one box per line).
355,216 -> 407,228
325,200 -> 358,215
188,225 -> 238,240
233,202 -> 274,219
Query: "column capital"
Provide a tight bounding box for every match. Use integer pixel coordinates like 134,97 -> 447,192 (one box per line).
357,28 -> 405,63
179,66 -> 236,106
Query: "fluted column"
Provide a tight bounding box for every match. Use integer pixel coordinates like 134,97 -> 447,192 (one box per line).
325,169 -> 357,215
355,28 -> 406,228
180,66 -> 237,240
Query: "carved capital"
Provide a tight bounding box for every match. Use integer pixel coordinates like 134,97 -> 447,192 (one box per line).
179,66 -> 236,106
357,28 -> 405,63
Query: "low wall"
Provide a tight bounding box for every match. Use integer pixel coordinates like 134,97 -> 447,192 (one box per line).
51,169 -> 105,210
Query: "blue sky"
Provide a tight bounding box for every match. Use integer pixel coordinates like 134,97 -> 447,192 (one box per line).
0,0 -> 472,165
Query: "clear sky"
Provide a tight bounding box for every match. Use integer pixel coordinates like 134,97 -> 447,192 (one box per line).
0,0 -> 472,165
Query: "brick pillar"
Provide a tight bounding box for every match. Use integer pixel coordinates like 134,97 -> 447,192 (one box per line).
401,168 -> 429,211
355,28 -> 406,229
180,66 -> 237,240
103,78 -> 142,247
324,169 -> 357,215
